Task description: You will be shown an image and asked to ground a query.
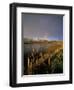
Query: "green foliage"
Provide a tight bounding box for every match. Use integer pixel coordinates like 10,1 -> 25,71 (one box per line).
50,49 -> 63,73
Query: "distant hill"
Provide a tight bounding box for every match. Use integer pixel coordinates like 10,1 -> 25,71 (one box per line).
23,38 -> 63,44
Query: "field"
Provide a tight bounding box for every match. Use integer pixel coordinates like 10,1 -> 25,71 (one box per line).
23,40 -> 63,75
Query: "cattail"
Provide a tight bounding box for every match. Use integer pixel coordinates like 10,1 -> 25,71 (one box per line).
32,48 -> 35,53
28,57 -> 30,69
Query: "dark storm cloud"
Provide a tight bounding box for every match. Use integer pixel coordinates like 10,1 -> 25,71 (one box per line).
22,13 -> 63,40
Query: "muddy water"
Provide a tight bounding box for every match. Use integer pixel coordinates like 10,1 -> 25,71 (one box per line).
24,43 -> 51,55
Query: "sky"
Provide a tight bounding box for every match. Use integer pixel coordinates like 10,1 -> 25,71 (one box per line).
22,13 -> 63,41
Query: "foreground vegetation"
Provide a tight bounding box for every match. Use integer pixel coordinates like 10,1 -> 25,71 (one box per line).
23,41 -> 63,75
